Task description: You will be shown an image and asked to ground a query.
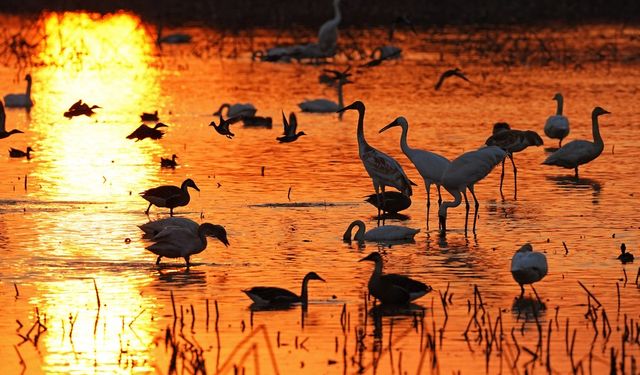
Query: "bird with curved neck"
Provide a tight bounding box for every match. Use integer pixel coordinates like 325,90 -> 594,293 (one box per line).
298,67 -> 353,117
380,117 -> 450,229
0,101 -> 24,139
317,0 -> 341,56
243,272 -> 325,306
140,178 -> 200,216
9,146 -> 33,159
485,122 -> 543,199
510,244 -> 548,298
544,93 -> 570,148
617,243 -> 634,264
343,220 -> 419,243
438,146 -> 507,235
543,107 -> 609,179
359,252 -> 431,305
145,221 -> 229,268
4,74 -> 33,108
337,101 -> 415,218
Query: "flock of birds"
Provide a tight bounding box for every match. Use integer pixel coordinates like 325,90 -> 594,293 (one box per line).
0,0 -> 632,309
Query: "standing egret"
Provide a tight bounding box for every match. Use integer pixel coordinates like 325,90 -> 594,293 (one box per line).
485,122 -> 543,199
510,244 -> 548,298
379,117 -> 450,229
438,146 -> 507,234
0,101 -> 24,139
4,74 -> 33,108
337,101 -> 415,217
359,252 -> 431,305
243,272 -> 325,306
544,93 -> 570,148
542,107 -> 609,179
140,178 -> 200,216
434,68 -> 470,91
317,0 -> 341,56
343,220 -> 420,243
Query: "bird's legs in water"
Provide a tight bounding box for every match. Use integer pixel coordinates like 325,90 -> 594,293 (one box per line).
530,284 -> 542,305
426,183 -> 431,231
509,154 -> 518,200
379,186 -> 387,224
436,185 -> 443,232
170,207 -> 174,217
145,203 -> 152,215
463,190 -> 470,235
574,167 -> 579,179
469,185 -> 479,233
184,256 -> 191,269
499,158 -> 506,199
519,284 -> 525,298
156,256 -> 162,265
373,184 -> 382,224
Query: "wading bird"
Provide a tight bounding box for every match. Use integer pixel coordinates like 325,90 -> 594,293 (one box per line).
127,123 -> 168,141
543,107 -> 609,179
64,100 -> 101,118
140,178 -> 200,216
343,220 -> 419,243
213,103 -> 257,119
338,101 -> 415,218
277,111 -> 306,143
243,272 -> 325,306
434,68 -> 470,91
510,244 -> 548,298
9,146 -> 32,159
359,252 -> 431,305
143,220 -> 228,268
485,122 -> 543,199
617,243 -> 634,264
210,114 -> 241,139
140,110 -> 159,122
299,67 -> 353,117
380,117 -> 450,229
364,192 -> 411,214
544,93 -> 570,148
160,154 -> 178,168
438,146 -> 507,234
317,0 -> 341,56
0,102 -> 24,139
4,74 -> 33,108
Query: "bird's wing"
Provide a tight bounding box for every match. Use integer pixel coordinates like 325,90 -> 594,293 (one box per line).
543,140 -> 596,166
362,148 -> 413,191
139,218 -> 198,236
382,274 -> 431,295
126,125 -> 146,139
281,111 -> 290,135
288,112 -> 298,134
244,287 -> 299,303
453,70 -> 470,82
434,71 -> 448,90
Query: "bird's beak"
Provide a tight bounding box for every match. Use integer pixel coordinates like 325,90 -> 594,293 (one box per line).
213,110 -> 221,116
379,120 -> 398,133
221,237 -> 230,247
603,109 -> 611,115
318,276 -> 326,282
336,104 -> 354,113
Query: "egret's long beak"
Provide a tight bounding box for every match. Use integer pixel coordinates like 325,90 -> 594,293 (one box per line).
336,104 -> 354,113
379,120 -> 399,133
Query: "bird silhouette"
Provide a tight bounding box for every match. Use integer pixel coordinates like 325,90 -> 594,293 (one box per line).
434,68 -> 470,90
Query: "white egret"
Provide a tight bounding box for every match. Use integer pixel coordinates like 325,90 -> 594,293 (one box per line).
543,106 -> 609,179
544,93 -> 570,148
4,74 -> 33,108
243,272 -> 325,306
510,244 -> 548,297
317,0 -> 341,56
343,220 -> 419,243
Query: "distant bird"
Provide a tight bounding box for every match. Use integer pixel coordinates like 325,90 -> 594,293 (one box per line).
338,101 -> 415,218
210,114 -> 242,139
143,220 -> 228,268
156,24 -> 192,45
317,0 -> 341,56
343,220 -> 419,243
9,146 -> 32,159
140,110 -> 159,122
160,154 -> 178,168
361,49 -> 401,68
434,68 -> 470,91
617,243 -> 634,264
364,192 -> 411,214
359,252 -> 431,305
438,146 -> 507,234
543,107 -> 610,179
510,244 -> 548,297
369,16 -> 417,61
127,123 -> 168,141
380,117 -> 450,229
299,67 -> 352,117
544,93 -> 570,148
241,115 -> 272,127
277,111 -> 306,143
213,103 -> 257,119
0,101 -> 23,139
243,272 -> 325,306
4,74 -> 33,108
63,99 -> 100,118
140,178 -> 200,216
485,122 -> 543,199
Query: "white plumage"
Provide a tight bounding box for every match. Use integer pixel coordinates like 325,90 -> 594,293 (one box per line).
343,220 -> 419,242
544,93 -> 570,147
317,0 -> 341,56
138,217 -> 199,238
510,243 -> 548,296
438,146 -> 507,234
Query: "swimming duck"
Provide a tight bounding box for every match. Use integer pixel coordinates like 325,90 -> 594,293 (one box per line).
127,123 -> 168,141
243,272 -> 325,306
364,192 -> 411,214
140,178 -> 199,216
343,220 -> 419,243
160,154 -> 178,168
9,146 -> 32,159
359,252 -> 431,305
140,110 -> 159,122
617,243 -> 634,263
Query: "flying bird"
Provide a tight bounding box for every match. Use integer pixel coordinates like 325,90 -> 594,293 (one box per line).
434,68 -> 470,91
126,123 -> 168,141
64,100 -> 101,118
210,114 -> 241,139
277,111 -> 306,143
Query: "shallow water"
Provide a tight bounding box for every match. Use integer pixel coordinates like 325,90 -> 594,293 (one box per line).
0,12 -> 639,375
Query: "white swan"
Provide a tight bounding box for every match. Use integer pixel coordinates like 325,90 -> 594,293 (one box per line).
543,106 -> 609,178
510,244 -> 548,297
298,69 -> 351,115
544,93 -> 570,148
343,220 -> 419,243
213,103 -> 257,118
138,217 -> 199,238
379,117 -> 450,229
4,74 -> 33,108
317,0 -> 341,56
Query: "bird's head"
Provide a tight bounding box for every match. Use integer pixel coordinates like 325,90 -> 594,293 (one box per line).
592,107 -> 610,117
359,252 -> 382,263
182,178 -> 200,192
516,243 -> 533,253
379,116 -> 408,133
154,122 -> 169,129
200,223 -> 229,247
524,131 -> 544,146
304,272 -> 326,283
492,122 -> 511,134
336,101 -> 364,114
552,93 -> 563,102
297,131 -> 307,137
25,74 -> 32,82
26,146 -> 33,152
172,154 -> 178,159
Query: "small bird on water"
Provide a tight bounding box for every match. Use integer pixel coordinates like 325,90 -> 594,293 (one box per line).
160,154 -> 178,168
243,272 -> 325,306
9,146 -> 33,159
617,243 -> 634,263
